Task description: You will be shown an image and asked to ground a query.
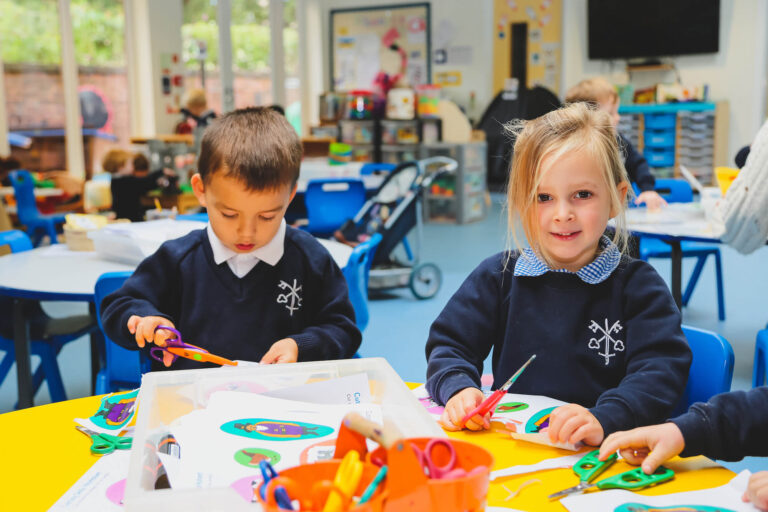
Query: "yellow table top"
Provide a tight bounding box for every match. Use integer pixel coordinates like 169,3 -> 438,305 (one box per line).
0,394 -> 736,511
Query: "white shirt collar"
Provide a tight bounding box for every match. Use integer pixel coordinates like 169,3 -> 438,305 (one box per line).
206,220 -> 286,278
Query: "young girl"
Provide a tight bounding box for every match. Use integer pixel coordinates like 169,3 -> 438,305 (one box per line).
425,103 -> 692,446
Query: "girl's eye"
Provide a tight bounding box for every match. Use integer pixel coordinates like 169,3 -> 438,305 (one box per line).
576,190 -> 593,199
537,193 -> 552,202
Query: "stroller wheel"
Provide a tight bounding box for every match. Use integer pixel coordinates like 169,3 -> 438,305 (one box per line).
409,263 -> 442,299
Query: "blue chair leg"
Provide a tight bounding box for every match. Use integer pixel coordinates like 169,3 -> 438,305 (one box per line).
0,352 -> 15,387
36,344 -> 67,403
753,331 -> 767,388
714,250 -> 725,321
45,220 -> 59,244
681,255 -> 707,307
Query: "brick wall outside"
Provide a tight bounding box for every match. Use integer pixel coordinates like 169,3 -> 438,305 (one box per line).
3,65 -> 294,172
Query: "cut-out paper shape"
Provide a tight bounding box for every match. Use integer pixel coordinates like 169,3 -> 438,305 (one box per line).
525,406 -> 556,433
221,419 -> 334,441
105,479 -> 126,506
614,506 -> 737,512
300,438 -> 338,464
231,475 -> 262,503
75,389 -> 139,434
496,402 -> 529,414
234,447 -> 281,468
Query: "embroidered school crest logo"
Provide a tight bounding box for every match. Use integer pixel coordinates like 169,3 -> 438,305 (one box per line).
588,319 -> 625,366
277,278 -> 302,315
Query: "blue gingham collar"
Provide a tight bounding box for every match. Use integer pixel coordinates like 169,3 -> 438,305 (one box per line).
514,236 -> 621,284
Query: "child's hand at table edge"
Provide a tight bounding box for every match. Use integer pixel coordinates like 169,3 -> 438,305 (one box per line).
744,471 -> 768,511
260,338 -> 299,364
598,422 -> 686,474
440,387 -> 488,432
545,403 -> 604,446
127,315 -> 176,367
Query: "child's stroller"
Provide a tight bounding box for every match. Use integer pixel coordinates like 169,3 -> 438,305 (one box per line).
335,157 -> 458,299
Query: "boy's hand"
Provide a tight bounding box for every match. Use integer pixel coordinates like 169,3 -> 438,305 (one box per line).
634,190 -> 668,211
260,338 -> 299,364
598,422 -> 685,474
126,315 -> 176,367
744,471 -> 768,510
546,404 -> 604,446
440,387 -> 487,432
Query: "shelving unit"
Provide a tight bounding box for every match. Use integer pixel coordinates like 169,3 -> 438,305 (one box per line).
617,102 -> 729,184
419,141 -> 487,224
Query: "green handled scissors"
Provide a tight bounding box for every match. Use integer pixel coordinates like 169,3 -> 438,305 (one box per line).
548,449 -> 674,500
76,426 -> 133,455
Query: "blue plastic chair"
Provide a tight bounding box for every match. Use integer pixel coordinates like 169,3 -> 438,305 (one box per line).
94,271 -> 150,394
670,325 -> 734,417
0,230 -> 96,404
753,329 -> 768,388
176,213 -> 209,222
341,234 -> 382,333
360,163 -> 396,175
304,178 -> 366,237
9,170 -> 69,247
636,179 -> 725,320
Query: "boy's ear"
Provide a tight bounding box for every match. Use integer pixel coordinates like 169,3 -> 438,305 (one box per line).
288,183 -> 298,203
612,181 -> 630,217
191,173 -> 207,207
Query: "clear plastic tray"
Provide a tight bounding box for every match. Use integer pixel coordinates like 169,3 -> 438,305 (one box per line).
124,357 -> 442,511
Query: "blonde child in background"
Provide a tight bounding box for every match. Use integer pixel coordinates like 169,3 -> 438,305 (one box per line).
175,88 -> 216,135
425,103 -> 691,446
566,77 -> 666,211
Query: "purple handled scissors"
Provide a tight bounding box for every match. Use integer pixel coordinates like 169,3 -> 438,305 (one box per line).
150,325 -> 238,366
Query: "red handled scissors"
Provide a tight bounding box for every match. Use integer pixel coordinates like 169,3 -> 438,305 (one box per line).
461,354 -> 536,427
151,326 -> 238,366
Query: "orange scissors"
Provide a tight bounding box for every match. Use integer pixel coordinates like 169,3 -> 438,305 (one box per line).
151,326 -> 238,366
461,354 -> 536,426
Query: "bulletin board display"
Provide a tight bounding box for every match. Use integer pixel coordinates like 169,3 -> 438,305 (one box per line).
493,0 -> 562,94
330,3 -> 431,92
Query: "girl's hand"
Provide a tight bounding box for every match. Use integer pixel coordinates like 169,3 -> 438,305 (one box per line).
260,338 -> 299,364
743,471 -> 768,510
598,423 -> 685,474
545,404 -> 604,446
440,387 -> 487,432
126,315 -> 176,367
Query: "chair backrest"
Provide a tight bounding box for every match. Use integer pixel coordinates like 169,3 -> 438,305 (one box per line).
342,233 -> 382,332
305,178 -> 366,235
0,229 -> 33,254
176,213 -> 209,222
95,271 -> 150,390
672,325 -> 735,416
360,163 -> 396,175
653,178 -> 694,203
8,170 -> 42,225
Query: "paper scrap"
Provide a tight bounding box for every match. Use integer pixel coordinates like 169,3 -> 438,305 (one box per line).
75,389 -> 139,435
491,453 -> 585,480
48,451 -> 130,511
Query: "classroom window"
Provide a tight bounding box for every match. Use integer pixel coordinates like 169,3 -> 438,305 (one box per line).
283,0 -> 301,134
230,0 -> 273,109
182,0 -> 222,110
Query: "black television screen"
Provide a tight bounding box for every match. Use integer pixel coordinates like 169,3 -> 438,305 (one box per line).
587,0 -> 720,60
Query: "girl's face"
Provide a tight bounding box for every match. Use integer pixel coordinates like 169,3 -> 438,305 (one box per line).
534,150 -> 627,272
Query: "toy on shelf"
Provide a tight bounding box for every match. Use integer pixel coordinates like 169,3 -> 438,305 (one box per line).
320,92 -> 346,123
386,88 -> 416,120
416,85 -> 441,118
329,142 -> 353,165
346,91 -> 375,120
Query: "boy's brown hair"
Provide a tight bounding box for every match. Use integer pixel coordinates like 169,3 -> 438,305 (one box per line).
565,77 -> 618,106
197,106 -> 302,190
102,149 -> 132,174
133,153 -> 150,172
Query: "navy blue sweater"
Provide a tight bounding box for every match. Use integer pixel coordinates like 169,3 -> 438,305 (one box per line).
672,387 -> 768,461
425,252 -> 692,437
101,227 -> 361,370
619,134 -> 656,193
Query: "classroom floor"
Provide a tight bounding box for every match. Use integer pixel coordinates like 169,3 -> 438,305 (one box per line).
1,194 -> 765,472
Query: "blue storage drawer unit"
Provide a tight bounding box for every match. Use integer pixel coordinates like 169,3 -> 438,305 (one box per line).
645,147 -> 675,167
644,129 -> 676,148
644,113 -> 677,129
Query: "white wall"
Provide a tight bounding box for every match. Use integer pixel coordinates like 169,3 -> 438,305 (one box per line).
319,0 -> 494,121
562,0 -> 768,161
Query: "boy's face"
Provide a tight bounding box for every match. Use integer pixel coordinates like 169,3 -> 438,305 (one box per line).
597,96 -> 620,128
191,172 -> 296,253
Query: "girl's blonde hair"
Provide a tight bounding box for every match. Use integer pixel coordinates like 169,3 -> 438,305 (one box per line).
505,102 -> 631,267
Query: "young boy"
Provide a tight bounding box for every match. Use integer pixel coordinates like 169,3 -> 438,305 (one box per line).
101,107 -> 361,369
566,78 -> 666,211
599,387 -> 768,510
